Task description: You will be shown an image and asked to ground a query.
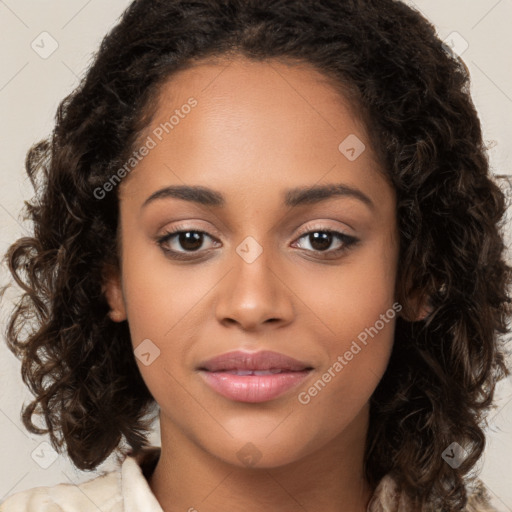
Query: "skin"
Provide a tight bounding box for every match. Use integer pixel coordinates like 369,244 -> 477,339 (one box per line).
104,56 -> 424,512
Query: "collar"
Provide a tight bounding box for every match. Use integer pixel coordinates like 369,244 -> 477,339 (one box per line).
366,473 -> 411,511
121,446 -> 163,512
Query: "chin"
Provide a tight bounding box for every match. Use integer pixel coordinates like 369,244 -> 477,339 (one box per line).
202,430 -> 318,469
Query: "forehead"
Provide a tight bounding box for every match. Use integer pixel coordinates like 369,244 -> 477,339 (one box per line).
119,56 -> 390,209
148,56 -> 366,140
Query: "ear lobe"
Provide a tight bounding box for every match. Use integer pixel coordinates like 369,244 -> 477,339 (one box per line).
398,288 -> 433,322
101,264 -> 127,322
414,296 -> 433,322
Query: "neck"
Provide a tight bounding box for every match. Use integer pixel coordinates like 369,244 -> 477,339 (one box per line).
148,406 -> 374,512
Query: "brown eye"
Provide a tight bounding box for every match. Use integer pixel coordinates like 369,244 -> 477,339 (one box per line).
293,229 -> 358,256
174,231 -> 204,251
156,229 -> 219,257
306,231 -> 334,252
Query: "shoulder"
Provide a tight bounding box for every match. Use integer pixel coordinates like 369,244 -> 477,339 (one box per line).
367,474 -> 500,512
0,470 -> 122,512
464,478 -> 499,512
0,445 -> 162,512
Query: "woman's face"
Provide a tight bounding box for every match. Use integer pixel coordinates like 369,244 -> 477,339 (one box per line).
107,56 -> 400,468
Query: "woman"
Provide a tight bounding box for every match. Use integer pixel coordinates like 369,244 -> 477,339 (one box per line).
1,0 -> 510,510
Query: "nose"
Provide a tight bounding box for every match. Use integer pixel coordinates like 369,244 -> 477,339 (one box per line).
214,242 -> 295,332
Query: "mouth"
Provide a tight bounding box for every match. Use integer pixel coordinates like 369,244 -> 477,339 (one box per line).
198,349 -> 313,372
210,369 -> 295,375
197,350 -> 314,403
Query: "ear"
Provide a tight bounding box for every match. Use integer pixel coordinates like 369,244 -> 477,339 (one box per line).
407,290 -> 433,322
396,273 -> 434,323
101,263 -> 127,322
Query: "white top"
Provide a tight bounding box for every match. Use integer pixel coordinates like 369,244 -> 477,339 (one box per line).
0,446 -> 498,511
0,447 -> 163,512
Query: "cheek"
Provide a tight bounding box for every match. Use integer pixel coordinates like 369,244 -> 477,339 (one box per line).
292,235 -> 398,399
294,291 -> 397,449
120,247 -> 219,400
297,234 -> 398,340
120,242 -> 212,347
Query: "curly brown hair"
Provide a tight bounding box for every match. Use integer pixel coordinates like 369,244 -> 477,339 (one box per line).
2,0 -> 511,510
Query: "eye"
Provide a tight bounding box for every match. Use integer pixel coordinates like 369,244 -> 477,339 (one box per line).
291,227 -> 359,258
156,226 -> 220,259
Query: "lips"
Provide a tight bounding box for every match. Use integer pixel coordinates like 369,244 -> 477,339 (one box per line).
198,350 -> 312,372
197,350 -> 314,403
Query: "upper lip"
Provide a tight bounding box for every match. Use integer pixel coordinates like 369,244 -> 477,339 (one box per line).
198,350 -> 313,372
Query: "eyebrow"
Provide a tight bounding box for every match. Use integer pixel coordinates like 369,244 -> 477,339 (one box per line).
141,183 -> 375,211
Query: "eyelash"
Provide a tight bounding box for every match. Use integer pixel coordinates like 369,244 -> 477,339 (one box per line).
155,224 -> 359,261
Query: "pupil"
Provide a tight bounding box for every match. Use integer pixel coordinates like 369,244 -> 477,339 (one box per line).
179,232 -> 203,251
310,232 -> 331,251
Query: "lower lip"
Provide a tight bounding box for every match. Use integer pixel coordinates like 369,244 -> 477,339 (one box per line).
199,370 -> 312,403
